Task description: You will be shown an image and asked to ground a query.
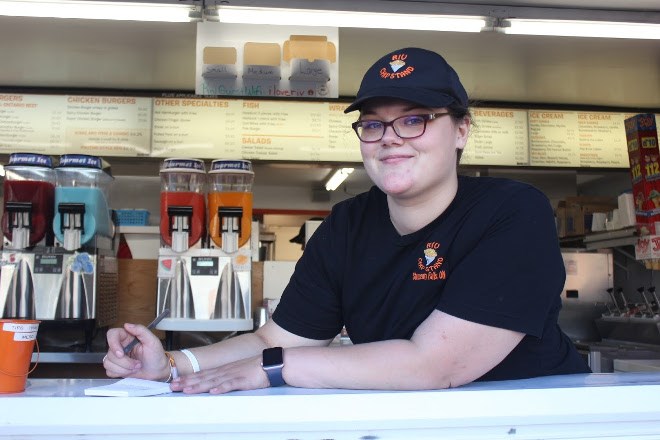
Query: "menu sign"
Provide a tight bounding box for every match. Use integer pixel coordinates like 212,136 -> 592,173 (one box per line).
463,108 -> 528,166
151,98 -> 360,161
529,110 -> 580,167
0,94 -> 151,156
152,98 -> 243,158
327,103 -> 360,162
575,111 -> 631,168
0,93 -> 652,168
529,110 -> 630,168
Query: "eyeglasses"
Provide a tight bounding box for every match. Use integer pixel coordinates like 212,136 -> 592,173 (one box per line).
351,112 -> 451,143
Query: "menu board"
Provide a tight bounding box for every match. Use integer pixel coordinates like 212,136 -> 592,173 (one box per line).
327,103 -> 360,162
528,110 -> 580,167
0,93 -> 654,168
0,94 -> 151,156
152,98 -> 360,161
529,110 -> 631,168
463,108 -> 528,166
575,111 -> 633,168
152,98 -> 242,158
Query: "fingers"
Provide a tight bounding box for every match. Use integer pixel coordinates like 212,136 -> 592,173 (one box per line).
106,327 -> 130,358
104,323 -> 162,380
102,349 -> 142,378
122,322 -> 160,351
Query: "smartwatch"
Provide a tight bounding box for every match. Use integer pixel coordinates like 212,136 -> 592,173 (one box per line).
261,347 -> 286,387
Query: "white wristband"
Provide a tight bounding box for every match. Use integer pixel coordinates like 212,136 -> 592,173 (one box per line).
180,348 -> 200,373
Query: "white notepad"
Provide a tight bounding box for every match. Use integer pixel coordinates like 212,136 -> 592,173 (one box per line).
84,378 -> 173,397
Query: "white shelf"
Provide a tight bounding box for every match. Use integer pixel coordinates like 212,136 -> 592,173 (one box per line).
156,318 -> 253,332
583,227 -> 638,250
117,225 -> 159,234
31,352 -> 105,364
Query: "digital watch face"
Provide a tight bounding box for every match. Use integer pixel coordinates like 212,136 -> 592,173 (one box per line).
263,348 -> 283,367
190,257 -> 218,276
34,254 -> 63,274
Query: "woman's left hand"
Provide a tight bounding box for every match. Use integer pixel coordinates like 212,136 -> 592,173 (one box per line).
169,354 -> 270,394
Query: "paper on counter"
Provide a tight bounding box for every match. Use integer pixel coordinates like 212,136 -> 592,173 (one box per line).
84,378 -> 172,397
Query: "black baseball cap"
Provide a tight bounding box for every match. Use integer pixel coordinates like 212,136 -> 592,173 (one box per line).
344,47 -> 468,113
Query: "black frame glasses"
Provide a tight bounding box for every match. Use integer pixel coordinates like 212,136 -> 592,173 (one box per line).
351,112 -> 451,143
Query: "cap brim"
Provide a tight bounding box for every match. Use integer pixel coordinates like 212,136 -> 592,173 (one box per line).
344,87 -> 457,113
289,233 -> 305,244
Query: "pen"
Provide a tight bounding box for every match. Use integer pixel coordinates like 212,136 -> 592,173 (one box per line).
122,308 -> 170,354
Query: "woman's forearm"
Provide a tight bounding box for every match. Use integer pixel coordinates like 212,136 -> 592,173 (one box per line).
282,340 -> 453,390
171,331 -> 268,376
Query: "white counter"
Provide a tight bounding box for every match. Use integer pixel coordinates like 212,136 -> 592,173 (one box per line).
2,373 -> 660,439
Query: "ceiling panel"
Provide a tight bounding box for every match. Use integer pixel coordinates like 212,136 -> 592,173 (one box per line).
0,0 -> 657,193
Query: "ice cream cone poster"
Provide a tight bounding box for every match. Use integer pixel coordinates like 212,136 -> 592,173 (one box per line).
196,22 -> 338,98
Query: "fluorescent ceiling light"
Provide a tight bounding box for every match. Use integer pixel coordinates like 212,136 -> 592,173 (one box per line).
325,168 -> 354,191
503,19 -> 660,39
216,6 -> 487,32
0,0 -> 194,22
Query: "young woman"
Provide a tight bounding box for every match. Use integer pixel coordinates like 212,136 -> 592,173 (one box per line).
103,47 -> 589,393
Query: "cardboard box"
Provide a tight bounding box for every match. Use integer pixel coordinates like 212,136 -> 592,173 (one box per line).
556,197 -> 617,237
625,113 -> 660,235
565,195 -> 617,207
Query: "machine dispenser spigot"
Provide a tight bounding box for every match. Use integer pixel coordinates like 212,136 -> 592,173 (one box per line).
58,203 -> 86,251
5,202 -> 33,250
218,206 -> 243,253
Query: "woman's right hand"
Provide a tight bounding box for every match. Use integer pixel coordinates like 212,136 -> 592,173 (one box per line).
103,323 -> 170,381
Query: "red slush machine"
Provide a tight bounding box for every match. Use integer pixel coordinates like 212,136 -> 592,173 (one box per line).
0,153 -> 56,319
156,158 -> 208,320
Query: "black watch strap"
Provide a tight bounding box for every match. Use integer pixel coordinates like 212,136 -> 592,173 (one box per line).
262,347 -> 286,387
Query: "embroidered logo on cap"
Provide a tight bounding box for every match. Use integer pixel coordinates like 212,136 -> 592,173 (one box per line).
380,53 -> 415,80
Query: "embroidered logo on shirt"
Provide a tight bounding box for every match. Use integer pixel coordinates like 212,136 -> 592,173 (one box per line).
379,53 -> 415,79
412,241 -> 445,281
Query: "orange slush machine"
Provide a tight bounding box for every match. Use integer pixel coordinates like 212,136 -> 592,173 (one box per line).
155,159 -> 253,332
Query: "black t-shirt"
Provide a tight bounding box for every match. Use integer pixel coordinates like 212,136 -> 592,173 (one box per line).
273,175 -> 590,381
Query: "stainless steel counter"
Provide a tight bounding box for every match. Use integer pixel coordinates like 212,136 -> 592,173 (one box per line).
2,373 -> 660,439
